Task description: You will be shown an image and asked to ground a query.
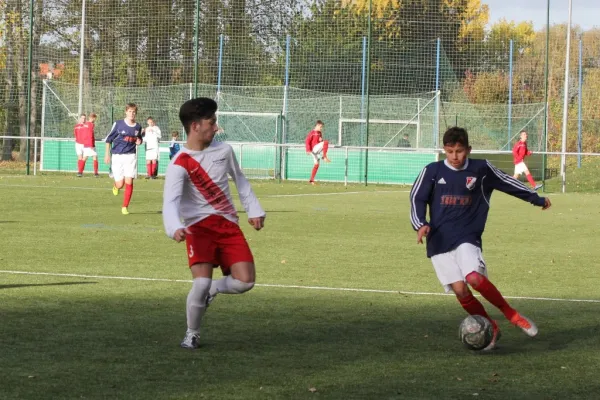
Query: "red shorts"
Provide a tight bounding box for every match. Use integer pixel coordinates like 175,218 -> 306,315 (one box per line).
185,215 -> 254,275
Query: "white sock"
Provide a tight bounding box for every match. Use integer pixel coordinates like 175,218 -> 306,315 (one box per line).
209,275 -> 255,296
186,277 -> 212,333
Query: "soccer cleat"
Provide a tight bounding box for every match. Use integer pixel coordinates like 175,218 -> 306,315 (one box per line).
77,173 -> 83,178
112,186 -> 119,196
309,181 -> 317,186
121,207 -> 129,215
534,183 -> 544,191
323,156 -> 332,163
94,174 -> 100,178
482,320 -> 501,351
510,313 -> 538,337
180,332 -> 201,349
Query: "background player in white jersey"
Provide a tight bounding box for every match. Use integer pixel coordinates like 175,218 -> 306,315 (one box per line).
143,117 -> 161,179
163,97 -> 266,349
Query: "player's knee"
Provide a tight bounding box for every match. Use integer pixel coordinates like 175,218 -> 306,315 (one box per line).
230,278 -> 254,294
189,277 -> 211,305
465,271 -> 484,289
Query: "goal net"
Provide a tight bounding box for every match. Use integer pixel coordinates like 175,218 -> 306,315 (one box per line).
339,118 -> 421,148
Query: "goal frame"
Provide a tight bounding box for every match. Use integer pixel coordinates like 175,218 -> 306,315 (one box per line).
337,118 -> 421,147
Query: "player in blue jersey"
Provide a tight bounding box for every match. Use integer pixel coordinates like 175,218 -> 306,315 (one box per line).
104,103 -> 143,215
410,127 -> 551,351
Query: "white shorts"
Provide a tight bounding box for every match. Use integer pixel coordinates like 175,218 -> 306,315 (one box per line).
431,243 -> 488,293
145,149 -> 159,161
83,147 -> 97,158
311,142 -> 325,164
75,143 -> 84,157
514,162 -> 528,176
111,153 -> 137,181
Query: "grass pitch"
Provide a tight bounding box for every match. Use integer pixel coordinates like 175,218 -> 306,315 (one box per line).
1,175 -> 599,399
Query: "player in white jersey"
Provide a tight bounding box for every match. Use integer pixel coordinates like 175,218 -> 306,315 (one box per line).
163,97 -> 266,349
143,117 -> 161,179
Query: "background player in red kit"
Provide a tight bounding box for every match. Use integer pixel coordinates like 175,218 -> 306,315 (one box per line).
512,130 -> 543,190
305,120 -> 331,185
74,114 -> 86,175
163,97 -> 266,349
77,113 -> 99,177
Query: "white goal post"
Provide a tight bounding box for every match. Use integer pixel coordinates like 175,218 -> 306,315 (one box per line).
338,118 -> 421,147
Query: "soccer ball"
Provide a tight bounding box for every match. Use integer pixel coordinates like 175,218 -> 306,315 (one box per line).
459,315 -> 493,351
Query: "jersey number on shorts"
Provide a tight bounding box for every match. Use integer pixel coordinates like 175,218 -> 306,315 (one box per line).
188,245 -> 194,258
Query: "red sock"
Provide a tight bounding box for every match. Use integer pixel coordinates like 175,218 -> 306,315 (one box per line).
123,183 -> 133,207
93,160 -> 98,175
526,173 -> 537,187
146,163 -> 151,177
322,141 -> 329,158
152,162 -> 157,176
309,164 -> 319,182
467,272 -> 517,321
458,293 -> 491,321
78,160 -> 85,174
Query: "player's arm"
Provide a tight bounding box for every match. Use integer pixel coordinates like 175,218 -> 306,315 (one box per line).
410,165 -> 436,243
226,147 -> 266,230
162,162 -> 187,241
484,160 -> 549,208
305,133 -> 312,153
512,143 -> 519,158
104,122 -> 118,164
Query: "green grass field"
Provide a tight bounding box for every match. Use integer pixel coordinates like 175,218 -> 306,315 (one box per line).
1,175 -> 600,399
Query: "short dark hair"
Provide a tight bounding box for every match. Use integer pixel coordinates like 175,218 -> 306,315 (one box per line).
125,103 -> 137,111
442,127 -> 470,147
171,130 -> 179,136
147,116 -> 154,121
179,97 -> 218,133
316,120 -> 324,126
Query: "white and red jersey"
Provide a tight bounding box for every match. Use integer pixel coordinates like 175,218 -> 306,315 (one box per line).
162,141 -> 265,239
74,123 -> 86,144
512,140 -> 532,164
143,126 -> 161,150
80,122 -> 96,147
305,129 -> 323,152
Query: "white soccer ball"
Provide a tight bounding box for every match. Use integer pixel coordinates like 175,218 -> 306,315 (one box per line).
459,315 -> 493,351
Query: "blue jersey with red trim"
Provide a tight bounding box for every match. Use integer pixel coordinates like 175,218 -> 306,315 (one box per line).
409,158 -> 546,258
105,120 -> 143,155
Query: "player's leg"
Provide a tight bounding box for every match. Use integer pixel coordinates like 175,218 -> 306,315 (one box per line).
322,140 -> 331,162
79,156 -> 88,176
458,244 -> 538,337
76,144 -> 84,176
181,263 -> 214,349
180,219 -> 219,349
152,160 -> 158,178
111,154 -> 125,195
92,155 -> 99,177
120,154 -> 137,214
309,149 -> 321,184
145,156 -> 152,179
433,248 -> 499,349
207,216 -> 256,301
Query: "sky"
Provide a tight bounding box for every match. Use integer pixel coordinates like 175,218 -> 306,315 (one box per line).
485,0 -> 599,30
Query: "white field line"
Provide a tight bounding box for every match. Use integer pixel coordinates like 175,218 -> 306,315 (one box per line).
1,270 -> 599,304
0,183 -> 408,197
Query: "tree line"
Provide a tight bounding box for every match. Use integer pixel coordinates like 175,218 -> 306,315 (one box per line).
1,0 -> 598,161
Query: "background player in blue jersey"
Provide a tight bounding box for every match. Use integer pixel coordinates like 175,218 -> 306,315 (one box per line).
104,103 -> 143,215
410,127 -> 551,351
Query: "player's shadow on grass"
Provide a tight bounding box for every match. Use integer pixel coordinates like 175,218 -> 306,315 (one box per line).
0,281 -> 97,290
128,211 -> 162,215
0,221 -> 18,224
